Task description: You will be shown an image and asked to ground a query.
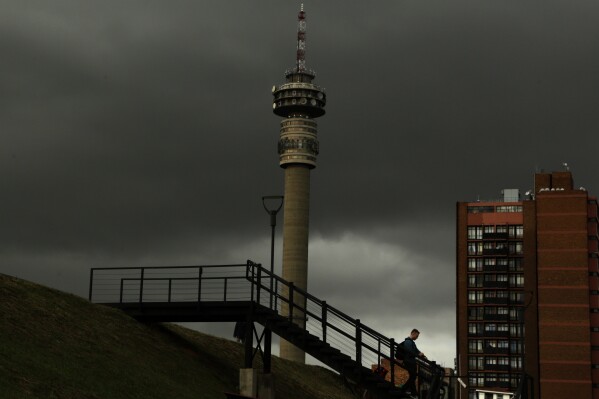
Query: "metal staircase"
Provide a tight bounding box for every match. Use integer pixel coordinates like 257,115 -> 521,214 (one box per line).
89,260 -> 446,399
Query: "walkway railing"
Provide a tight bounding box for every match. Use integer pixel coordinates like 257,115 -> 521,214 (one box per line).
89,260 -> 446,398
89,263 -> 251,304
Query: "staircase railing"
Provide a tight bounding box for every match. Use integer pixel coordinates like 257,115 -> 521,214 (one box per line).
244,260 -> 446,397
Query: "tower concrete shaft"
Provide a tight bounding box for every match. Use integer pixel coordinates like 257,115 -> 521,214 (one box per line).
271,5 -> 326,363
279,165 -> 310,362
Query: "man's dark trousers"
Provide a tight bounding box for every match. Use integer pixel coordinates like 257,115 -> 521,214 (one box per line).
400,362 -> 417,396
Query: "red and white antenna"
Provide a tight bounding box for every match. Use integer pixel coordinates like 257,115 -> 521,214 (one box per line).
296,4 -> 306,72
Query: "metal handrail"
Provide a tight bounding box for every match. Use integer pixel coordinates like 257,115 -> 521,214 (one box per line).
243,261 -> 446,397
89,263 -> 249,304
89,260 -> 446,398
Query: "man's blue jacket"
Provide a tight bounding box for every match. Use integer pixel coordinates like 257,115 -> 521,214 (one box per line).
402,337 -> 420,365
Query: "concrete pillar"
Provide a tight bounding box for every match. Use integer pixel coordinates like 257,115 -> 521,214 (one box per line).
239,368 -> 258,398
239,369 -> 275,399
258,373 -> 275,399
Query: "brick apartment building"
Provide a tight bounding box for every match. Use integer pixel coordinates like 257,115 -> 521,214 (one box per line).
456,170 -> 599,399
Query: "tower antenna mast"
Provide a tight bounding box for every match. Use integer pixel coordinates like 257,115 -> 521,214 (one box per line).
296,4 -> 306,72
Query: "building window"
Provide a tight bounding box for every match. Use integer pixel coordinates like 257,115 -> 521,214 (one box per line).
496,225 -> 508,234
468,258 -> 483,271
508,258 -> 523,271
509,242 -> 523,255
484,308 -> 499,323
469,323 -> 482,335
510,308 -> 522,321
468,226 -> 483,239
469,373 -> 485,388
469,339 -> 484,353
510,324 -> 524,337
468,242 -> 483,255
509,274 -> 524,287
469,356 -> 484,370
469,307 -> 484,320
496,205 -> 523,213
510,291 -> 523,303
510,356 -> 523,370
468,290 -> 484,304
484,258 -> 496,266
511,377 -> 520,389
484,274 -> 508,285
468,275 -> 483,288
508,225 -> 524,238
468,206 -> 494,214
484,290 -> 508,299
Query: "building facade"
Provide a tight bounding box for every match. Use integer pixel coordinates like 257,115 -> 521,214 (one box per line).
456,171 -> 599,399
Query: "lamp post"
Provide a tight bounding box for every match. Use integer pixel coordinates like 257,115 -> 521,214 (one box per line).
262,195 -> 284,308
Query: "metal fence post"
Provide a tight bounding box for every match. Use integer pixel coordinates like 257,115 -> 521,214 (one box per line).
322,301 -> 327,343
88,269 -> 94,301
120,279 -> 124,303
139,268 -> 145,304
256,267 -> 262,305
355,319 -> 362,364
198,267 -> 203,303
250,262 -> 255,302
288,282 -> 294,323
390,338 -> 396,386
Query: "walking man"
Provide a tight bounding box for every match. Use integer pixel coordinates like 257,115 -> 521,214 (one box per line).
399,329 -> 426,398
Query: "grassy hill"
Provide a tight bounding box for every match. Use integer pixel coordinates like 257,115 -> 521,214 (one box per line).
0,273 -> 359,399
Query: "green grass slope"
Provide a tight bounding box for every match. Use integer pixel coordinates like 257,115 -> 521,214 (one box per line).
0,273 -> 358,399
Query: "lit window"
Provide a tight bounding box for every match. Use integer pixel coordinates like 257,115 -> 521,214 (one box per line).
484,225 -> 495,234
468,226 -> 483,239
468,258 -> 483,271
496,205 -> 523,213
509,274 -> 524,287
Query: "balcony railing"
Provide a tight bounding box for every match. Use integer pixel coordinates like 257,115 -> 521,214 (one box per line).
484,297 -> 509,305
484,347 -> 510,355
483,248 -> 509,256
483,232 -> 509,240
483,264 -> 509,273
483,281 -> 509,289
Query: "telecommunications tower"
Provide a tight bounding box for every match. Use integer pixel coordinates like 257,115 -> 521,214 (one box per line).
271,4 -> 326,363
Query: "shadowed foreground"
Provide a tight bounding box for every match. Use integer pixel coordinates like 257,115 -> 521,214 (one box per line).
0,273 -> 358,399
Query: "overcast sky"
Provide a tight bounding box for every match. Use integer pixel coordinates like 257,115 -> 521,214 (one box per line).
2,0 -> 599,368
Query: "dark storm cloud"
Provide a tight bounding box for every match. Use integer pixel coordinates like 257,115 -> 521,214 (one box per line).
2,0 -> 599,366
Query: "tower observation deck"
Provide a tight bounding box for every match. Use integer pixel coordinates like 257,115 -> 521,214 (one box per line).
272,7 -> 326,169
272,5 -> 326,363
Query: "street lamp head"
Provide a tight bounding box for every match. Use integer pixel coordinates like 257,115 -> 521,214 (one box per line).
262,195 -> 284,215
262,195 -> 285,299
